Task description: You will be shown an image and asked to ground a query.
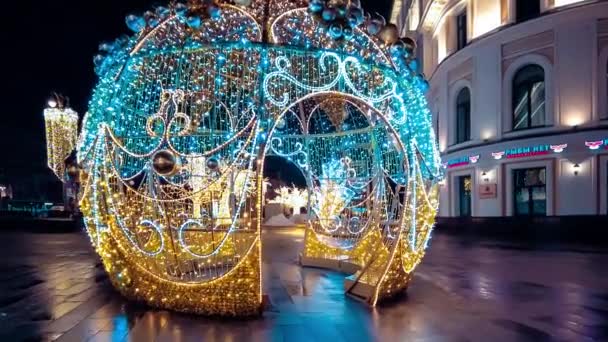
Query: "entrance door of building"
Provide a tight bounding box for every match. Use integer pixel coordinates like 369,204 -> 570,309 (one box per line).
457,175 -> 472,217
513,167 -> 546,216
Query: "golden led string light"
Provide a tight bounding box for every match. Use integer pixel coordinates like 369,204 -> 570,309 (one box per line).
44,105 -> 79,181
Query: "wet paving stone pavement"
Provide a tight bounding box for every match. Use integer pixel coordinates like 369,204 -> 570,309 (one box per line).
0,227 -> 607,341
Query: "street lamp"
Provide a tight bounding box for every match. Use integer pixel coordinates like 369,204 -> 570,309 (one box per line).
43,92 -> 78,181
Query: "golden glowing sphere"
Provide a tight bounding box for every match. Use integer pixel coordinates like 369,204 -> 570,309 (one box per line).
206,157 -> 220,171
152,149 -> 181,176
378,23 -> 399,45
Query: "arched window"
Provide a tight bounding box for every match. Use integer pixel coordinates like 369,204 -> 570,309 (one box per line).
456,88 -> 471,143
512,65 -> 545,130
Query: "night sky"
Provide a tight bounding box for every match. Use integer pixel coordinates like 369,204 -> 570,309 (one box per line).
1,0 -> 393,197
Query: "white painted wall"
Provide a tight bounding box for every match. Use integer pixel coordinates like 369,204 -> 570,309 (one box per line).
410,1 -> 608,217
555,19 -> 595,127
555,156 -> 597,215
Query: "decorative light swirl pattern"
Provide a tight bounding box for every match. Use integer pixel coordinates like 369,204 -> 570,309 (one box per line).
51,0 -> 442,316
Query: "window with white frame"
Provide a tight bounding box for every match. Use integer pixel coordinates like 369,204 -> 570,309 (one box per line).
512,65 -> 545,130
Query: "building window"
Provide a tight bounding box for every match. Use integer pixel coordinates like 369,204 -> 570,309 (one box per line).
456,88 -> 471,143
512,65 -> 545,130
407,0 -> 420,31
516,0 -> 540,22
434,111 -> 440,145
456,10 -> 467,50
458,175 -> 472,217
513,167 -> 546,216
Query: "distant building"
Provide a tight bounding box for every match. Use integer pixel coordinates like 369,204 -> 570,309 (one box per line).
0,166 -> 62,202
394,0 -> 608,217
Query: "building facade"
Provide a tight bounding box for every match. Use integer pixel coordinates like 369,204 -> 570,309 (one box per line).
395,0 -> 608,217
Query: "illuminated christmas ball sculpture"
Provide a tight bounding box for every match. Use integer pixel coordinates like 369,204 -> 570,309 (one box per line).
73,0 -> 441,316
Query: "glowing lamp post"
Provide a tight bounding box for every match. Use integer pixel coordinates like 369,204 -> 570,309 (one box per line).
43,94 -> 78,181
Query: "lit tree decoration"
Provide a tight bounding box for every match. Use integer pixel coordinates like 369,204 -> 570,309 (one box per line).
288,187 -> 309,212
270,186 -> 309,212
312,157 -> 356,223
43,94 -> 78,181
55,0 -> 442,316
270,186 -> 292,206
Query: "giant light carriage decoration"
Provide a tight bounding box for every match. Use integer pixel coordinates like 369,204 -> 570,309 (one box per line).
44,0 -> 441,316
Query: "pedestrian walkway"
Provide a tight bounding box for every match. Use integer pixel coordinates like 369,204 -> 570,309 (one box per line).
0,229 -> 606,341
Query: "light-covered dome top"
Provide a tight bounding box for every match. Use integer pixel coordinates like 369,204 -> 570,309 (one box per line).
82,0 -> 440,178
95,0 -> 421,80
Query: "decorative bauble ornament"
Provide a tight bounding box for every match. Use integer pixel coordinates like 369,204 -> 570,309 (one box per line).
343,26 -> 353,39
400,36 -> 416,49
309,2 -> 324,13
156,6 -> 170,19
152,150 -> 181,176
93,55 -> 105,67
365,18 -> 382,35
207,6 -> 221,20
186,15 -> 202,29
308,0 -> 366,40
206,157 -> 220,171
322,8 -> 337,21
329,24 -> 343,39
99,42 -> 113,52
174,3 -> 188,17
349,7 -> 364,25
276,118 -> 286,129
378,23 -> 399,45
336,5 -> 348,18
125,15 -> 146,32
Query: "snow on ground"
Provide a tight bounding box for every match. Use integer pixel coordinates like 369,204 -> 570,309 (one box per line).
264,214 -> 295,227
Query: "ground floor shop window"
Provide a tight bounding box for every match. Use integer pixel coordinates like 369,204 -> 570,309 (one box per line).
513,167 -> 546,216
458,175 -> 472,217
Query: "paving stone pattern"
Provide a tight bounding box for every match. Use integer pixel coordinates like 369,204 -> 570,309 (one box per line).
0,229 -> 606,341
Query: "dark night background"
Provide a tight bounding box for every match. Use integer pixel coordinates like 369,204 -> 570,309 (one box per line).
0,0 -> 393,201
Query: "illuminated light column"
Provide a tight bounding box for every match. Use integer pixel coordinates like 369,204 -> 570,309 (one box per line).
43,96 -> 78,181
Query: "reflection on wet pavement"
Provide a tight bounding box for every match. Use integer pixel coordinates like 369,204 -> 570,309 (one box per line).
0,228 -> 606,341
